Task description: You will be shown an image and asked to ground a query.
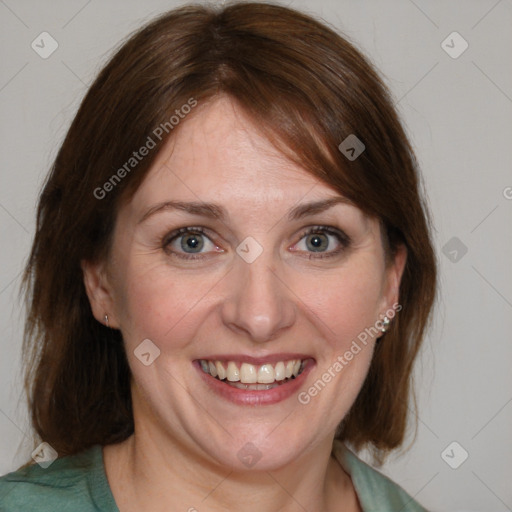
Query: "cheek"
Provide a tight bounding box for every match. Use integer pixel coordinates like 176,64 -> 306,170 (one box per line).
114,255 -> 221,351
300,266 -> 383,340
300,267 -> 383,404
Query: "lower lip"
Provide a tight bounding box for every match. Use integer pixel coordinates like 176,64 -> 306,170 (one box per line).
194,361 -> 314,406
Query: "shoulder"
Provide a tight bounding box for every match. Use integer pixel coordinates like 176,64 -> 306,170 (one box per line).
0,445 -> 117,512
332,440 -> 429,512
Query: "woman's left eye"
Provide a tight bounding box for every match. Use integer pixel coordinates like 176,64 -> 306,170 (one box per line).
162,225 -> 350,261
292,226 -> 351,259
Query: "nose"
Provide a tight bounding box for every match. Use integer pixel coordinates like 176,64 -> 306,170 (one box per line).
220,248 -> 297,343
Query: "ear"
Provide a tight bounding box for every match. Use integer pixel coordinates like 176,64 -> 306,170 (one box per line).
81,259 -> 119,328
379,243 -> 408,314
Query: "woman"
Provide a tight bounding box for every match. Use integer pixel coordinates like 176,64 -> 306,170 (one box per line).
0,2 -> 436,511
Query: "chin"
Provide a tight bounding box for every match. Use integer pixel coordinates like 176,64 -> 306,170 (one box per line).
198,429 -> 314,472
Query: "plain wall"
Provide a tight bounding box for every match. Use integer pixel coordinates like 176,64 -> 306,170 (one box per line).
1,1 -> 511,511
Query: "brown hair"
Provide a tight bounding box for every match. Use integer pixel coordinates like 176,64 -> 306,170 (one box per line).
22,1 -> 437,463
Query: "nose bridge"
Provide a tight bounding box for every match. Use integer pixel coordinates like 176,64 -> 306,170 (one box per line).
221,243 -> 296,342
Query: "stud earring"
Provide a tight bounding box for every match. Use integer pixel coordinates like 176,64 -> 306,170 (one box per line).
104,314 -> 109,328
379,315 -> 391,333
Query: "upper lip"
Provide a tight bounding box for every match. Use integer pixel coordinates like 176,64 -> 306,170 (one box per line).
196,353 -> 314,365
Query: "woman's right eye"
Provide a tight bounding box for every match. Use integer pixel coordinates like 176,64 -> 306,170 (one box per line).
163,227 -> 221,260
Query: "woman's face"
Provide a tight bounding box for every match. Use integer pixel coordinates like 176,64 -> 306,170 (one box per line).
85,95 -> 405,471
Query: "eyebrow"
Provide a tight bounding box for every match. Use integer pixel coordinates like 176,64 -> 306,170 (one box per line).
138,197 -> 352,224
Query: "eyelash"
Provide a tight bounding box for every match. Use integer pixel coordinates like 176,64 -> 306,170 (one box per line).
162,225 -> 351,261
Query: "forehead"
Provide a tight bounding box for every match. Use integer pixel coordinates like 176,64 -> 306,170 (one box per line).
131,96 -> 343,210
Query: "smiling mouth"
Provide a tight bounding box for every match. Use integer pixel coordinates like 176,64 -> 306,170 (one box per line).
198,359 -> 308,390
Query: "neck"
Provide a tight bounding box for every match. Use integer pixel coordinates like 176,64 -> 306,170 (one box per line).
104,424 -> 358,512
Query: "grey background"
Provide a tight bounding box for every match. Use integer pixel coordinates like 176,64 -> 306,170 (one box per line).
1,1 -> 511,511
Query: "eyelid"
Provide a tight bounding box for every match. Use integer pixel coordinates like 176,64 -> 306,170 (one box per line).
162,226 -> 212,246
295,225 -> 351,246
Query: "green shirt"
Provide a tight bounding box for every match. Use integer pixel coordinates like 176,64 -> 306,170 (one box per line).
0,440 -> 428,511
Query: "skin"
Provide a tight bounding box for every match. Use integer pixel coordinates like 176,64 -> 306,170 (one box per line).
83,95 -> 407,512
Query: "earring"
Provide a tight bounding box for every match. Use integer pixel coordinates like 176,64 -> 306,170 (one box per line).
104,314 -> 109,328
379,316 -> 391,333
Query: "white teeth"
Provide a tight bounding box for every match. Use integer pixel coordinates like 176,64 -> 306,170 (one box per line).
215,361 -> 226,380
257,364 -> 275,384
274,361 -> 286,381
200,358 -> 305,384
208,361 -> 217,378
226,361 -> 240,382
240,363 -> 257,383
